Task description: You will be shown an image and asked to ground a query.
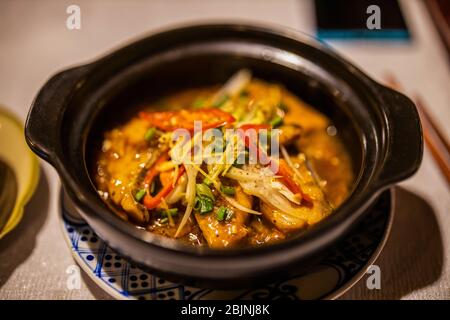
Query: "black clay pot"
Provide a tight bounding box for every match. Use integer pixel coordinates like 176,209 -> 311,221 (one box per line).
25,23 -> 422,289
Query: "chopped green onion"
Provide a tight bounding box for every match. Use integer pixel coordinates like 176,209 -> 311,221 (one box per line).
216,206 -> 227,221
195,183 -> 215,201
213,95 -> 229,108
160,217 -> 168,224
220,185 -> 235,196
195,196 -> 215,214
270,116 -> 283,128
203,176 -> 213,186
134,189 -> 146,202
144,127 -> 156,141
217,206 -> 234,222
161,208 -> 178,217
193,97 -> 205,108
202,197 -> 214,214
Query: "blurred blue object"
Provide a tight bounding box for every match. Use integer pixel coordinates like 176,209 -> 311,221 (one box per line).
317,29 -> 410,41
315,0 -> 411,41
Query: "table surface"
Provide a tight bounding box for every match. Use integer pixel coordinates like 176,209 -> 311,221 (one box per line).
0,0 -> 449,300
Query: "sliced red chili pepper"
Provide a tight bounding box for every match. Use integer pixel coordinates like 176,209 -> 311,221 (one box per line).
238,125 -> 311,205
139,108 -> 235,132
142,152 -> 186,210
275,159 -> 312,205
143,166 -> 186,210
143,153 -> 170,185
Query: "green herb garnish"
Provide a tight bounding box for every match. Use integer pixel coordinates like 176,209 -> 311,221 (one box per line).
160,208 -> 178,217
194,196 -> 215,214
195,183 -> 215,201
134,189 -> 146,202
216,206 -> 233,222
144,127 -> 156,141
220,185 -> 235,196
203,176 -> 213,186
270,116 -> 283,128
160,217 -> 168,224
194,182 -> 215,214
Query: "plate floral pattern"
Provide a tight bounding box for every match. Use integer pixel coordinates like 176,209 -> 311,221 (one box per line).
59,189 -> 393,300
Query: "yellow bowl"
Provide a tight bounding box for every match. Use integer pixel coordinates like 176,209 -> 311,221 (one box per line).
0,107 -> 39,239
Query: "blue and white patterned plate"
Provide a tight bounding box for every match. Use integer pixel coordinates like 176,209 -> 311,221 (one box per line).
59,188 -> 394,300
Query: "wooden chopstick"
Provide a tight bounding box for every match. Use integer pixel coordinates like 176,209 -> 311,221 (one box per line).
414,95 -> 450,152
384,73 -> 450,187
